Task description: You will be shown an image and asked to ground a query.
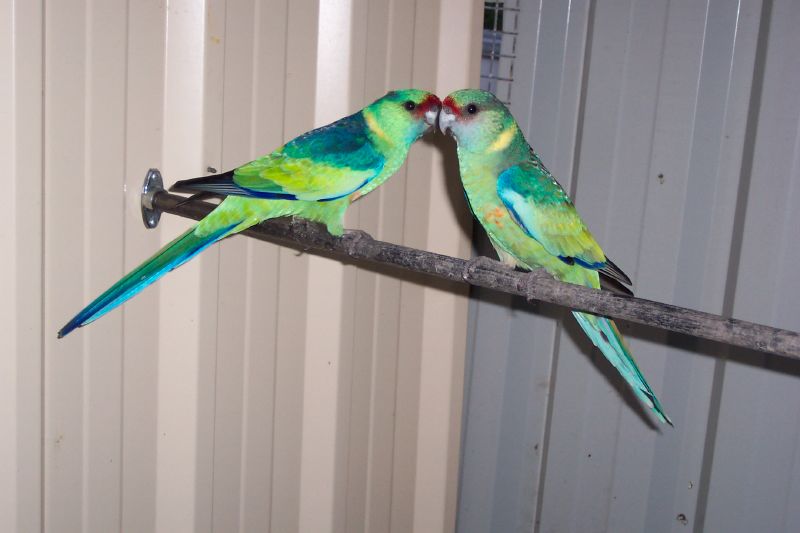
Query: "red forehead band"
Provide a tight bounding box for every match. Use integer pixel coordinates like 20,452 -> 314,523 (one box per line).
443,95 -> 461,116
416,94 -> 442,114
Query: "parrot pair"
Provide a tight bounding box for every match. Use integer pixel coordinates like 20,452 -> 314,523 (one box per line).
59,87 -> 669,425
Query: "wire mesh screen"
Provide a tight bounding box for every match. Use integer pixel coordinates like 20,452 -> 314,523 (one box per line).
480,1 -> 519,103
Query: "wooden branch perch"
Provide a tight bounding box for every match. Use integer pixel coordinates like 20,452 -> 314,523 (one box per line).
152,191 -> 800,360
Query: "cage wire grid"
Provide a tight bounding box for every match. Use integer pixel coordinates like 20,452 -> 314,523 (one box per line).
481,1 -> 519,103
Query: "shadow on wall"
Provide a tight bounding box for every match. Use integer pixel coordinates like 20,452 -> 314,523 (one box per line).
424,132 -> 474,242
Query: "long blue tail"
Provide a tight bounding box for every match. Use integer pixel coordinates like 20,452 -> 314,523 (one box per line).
572,311 -> 672,425
58,222 -> 239,338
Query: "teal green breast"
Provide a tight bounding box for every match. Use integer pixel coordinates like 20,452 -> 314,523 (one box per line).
352,148 -> 407,199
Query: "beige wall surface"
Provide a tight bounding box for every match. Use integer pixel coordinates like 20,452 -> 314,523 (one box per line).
1,0 -> 482,531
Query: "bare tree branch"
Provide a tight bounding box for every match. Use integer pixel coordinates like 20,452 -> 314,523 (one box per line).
152,191 -> 800,360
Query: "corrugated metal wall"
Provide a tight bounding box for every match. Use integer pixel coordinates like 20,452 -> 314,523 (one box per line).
459,0 -> 800,532
1,0 -> 483,531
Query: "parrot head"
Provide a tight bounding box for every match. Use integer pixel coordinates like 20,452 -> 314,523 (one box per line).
439,89 -> 516,153
365,89 -> 441,145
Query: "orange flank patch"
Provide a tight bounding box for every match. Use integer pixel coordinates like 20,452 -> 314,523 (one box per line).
483,206 -> 506,227
350,191 -> 363,202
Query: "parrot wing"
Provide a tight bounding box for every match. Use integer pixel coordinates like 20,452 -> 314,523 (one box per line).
496,162 -> 631,287
172,112 -> 385,202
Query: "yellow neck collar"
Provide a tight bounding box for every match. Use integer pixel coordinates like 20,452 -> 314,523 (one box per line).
487,124 -> 517,153
364,109 -> 392,144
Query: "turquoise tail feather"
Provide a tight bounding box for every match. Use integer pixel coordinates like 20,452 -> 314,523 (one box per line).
57,221 -> 240,338
572,311 -> 672,425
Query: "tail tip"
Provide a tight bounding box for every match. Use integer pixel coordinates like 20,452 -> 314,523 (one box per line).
653,406 -> 674,427
641,387 -> 673,427
57,322 -> 78,339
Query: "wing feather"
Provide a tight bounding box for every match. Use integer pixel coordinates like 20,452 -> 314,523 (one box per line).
497,162 -> 632,287
172,112 -> 385,201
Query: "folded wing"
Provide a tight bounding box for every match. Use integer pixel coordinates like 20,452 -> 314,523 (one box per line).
496,162 -> 632,287
172,112 -> 385,202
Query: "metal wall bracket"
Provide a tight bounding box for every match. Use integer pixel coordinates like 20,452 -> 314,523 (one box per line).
141,168 -> 165,229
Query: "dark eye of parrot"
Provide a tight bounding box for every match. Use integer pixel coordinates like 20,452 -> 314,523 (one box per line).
404,101 -> 416,111
466,103 -> 478,115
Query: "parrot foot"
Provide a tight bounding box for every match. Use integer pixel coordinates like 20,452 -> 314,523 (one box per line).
342,229 -> 375,257
461,255 -> 505,282
523,269 -> 555,302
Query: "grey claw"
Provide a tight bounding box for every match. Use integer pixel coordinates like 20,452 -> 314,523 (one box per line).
341,229 -> 373,255
462,255 -> 499,281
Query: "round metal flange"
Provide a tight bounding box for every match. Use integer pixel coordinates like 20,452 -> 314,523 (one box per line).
141,168 -> 165,229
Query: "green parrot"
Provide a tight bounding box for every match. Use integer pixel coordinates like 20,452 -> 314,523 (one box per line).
58,89 -> 441,338
440,89 -> 671,425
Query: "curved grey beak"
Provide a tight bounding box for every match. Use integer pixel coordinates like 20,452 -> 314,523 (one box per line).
425,105 -> 440,127
439,108 -> 456,134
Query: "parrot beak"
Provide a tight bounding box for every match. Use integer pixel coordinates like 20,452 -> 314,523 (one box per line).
424,104 -> 440,128
439,107 -> 456,135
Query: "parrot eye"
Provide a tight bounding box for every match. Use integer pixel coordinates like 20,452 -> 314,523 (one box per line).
404,101 -> 416,111
466,103 -> 478,115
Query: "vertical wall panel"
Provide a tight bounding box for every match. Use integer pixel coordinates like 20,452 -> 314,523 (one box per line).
341,7 -> 400,529
43,0 -> 90,529
461,0 -> 800,532
345,1 -> 425,531
82,1 -> 129,531
537,2 -> 650,530
5,0 -> 479,531
121,1 -> 167,531
0,1 -> 43,532
234,2 -> 289,531
413,3 -> 482,530
390,2 -> 482,531
704,0 -> 800,531
460,2 -> 590,531
298,1 -> 356,530
269,1 -> 318,530
154,2 -> 212,532
342,0 -> 389,526
207,2 -> 250,532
